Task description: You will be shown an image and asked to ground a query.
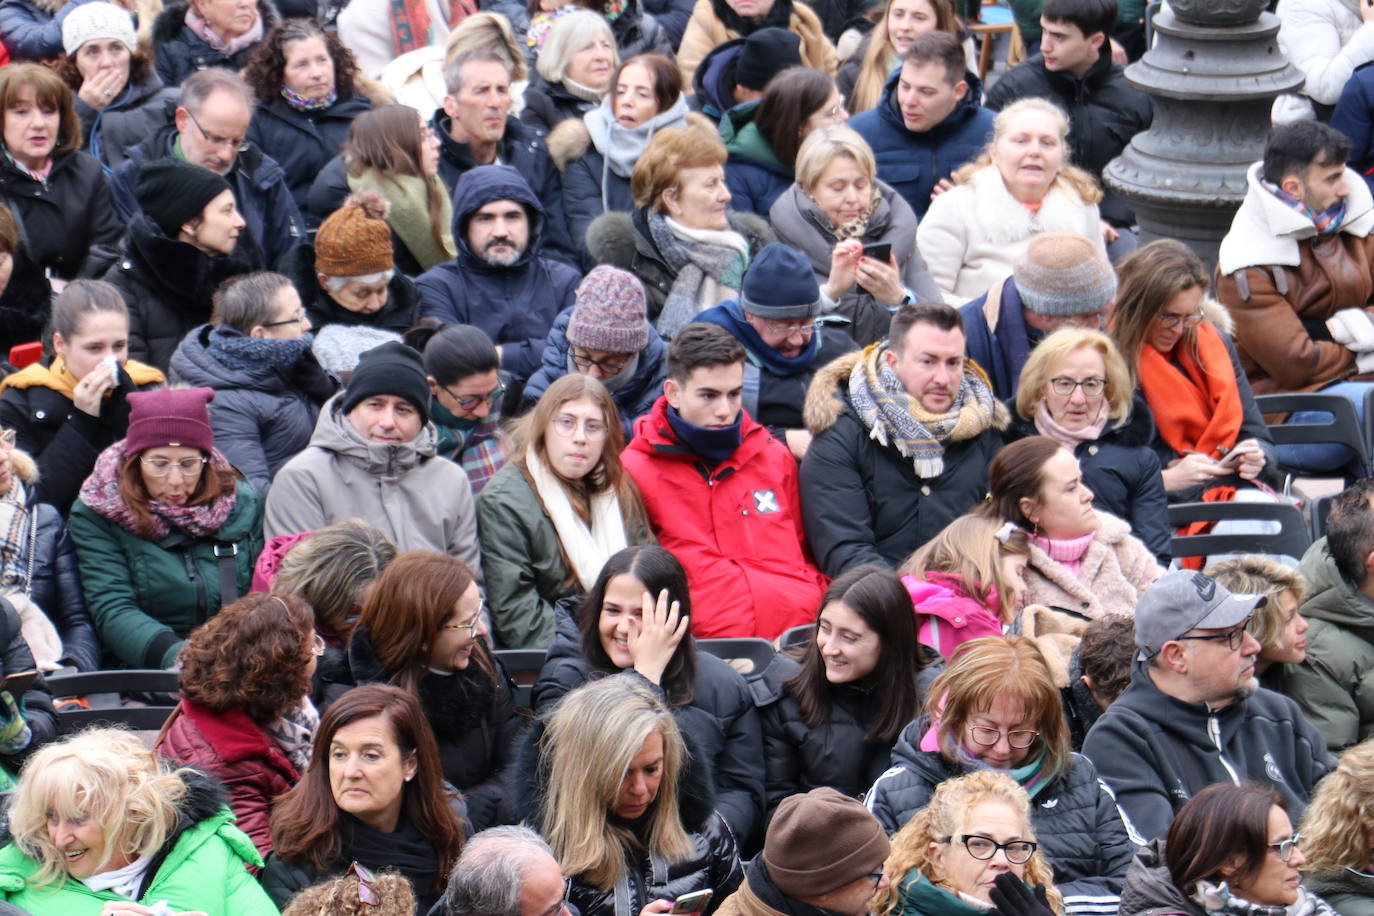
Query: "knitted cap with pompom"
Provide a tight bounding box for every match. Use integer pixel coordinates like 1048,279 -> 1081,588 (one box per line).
315,191 -> 395,278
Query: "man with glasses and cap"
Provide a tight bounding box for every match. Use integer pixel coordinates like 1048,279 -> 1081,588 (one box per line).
1082,570 -> 1334,842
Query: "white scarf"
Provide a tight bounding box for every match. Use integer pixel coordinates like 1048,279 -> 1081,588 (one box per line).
525,448 -> 628,591
78,854 -> 153,899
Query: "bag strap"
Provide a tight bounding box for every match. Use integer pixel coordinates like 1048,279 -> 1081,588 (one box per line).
213,542 -> 241,607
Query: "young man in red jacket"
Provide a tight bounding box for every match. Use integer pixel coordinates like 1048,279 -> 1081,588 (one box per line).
622,323 -> 828,640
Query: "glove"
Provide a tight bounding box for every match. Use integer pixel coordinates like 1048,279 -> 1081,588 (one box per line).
986,872 -> 1054,916
1326,309 -> 1374,352
0,689 -> 32,755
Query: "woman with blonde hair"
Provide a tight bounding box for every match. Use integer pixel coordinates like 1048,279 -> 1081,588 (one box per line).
1299,738 -> 1374,915
0,728 -> 277,913
522,10 -> 618,134
839,0 -> 967,115
868,637 -> 1134,913
917,98 -> 1105,304
1205,556 -> 1310,693
517,673 -> 743,916
1010,327 -> 1171,564
874,769 -> 1065,916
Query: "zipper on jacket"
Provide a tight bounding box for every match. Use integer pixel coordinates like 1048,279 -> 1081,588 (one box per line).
181,549 -> 209,625
1207,712 -> 1240,784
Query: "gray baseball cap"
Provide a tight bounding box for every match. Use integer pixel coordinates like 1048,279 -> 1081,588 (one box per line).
1135,571 -> 1267,661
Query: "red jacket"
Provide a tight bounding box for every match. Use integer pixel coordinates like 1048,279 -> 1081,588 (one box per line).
155,698 -> 300,859
622,397 -> 828,639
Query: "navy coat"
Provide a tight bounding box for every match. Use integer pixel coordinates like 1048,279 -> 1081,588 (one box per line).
247,93 -> 373,222
151,0 -> 278,87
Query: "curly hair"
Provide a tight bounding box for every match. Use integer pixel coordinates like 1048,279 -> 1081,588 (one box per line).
55,49 -> 154,94
1299,739 -> 1374,874
282,868 -> 416,915
177,592 -> 315,724
243,18 -> 357,104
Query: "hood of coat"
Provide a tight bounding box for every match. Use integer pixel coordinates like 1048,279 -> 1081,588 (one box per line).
152,0 -> 281,49
169,323 -> 294,395
770,178 -> 915,274
547,117 -> 594,173
879,65 -> 987,140
1112,657 -> 1263,754
1296,536 -> 1374,639
450,163 -> 547,273
887,719 -> 956,778
1118,839 -> 1209,916
692,39 -> 745,116
308,392 -> 439,476
719,102 -> 789,176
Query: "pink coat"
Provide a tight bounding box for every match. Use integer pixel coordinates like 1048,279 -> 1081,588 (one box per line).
903,573 -> 1004,660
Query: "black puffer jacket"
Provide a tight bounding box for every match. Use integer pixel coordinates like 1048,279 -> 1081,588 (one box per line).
151,0 -> 279,87
513,710 -> 744,916
247,93 -> 373,222
282,241 -> 423,335
0,244 -> 50,354
75,75 -> 178,171
0,149 -> 122,281
866,725 -> 1137,914
346,625 -> 524,832
520,74 -> 599,136
532,606 -> 766,849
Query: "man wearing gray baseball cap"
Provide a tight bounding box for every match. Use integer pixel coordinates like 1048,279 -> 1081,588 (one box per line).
1082,571 -> 1335,843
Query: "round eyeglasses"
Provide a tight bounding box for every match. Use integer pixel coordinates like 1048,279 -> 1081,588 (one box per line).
140,456 -> 208,478
941,835 -> 1038,864
967,725 -> 1039,749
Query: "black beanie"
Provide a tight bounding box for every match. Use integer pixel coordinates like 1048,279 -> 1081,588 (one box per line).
341,341 -> 432,426
735,28 -> 803,90
136,158 -> 233,239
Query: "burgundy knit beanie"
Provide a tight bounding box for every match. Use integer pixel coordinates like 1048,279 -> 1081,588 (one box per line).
567,266 -> 650,353
125,387 -> 216,455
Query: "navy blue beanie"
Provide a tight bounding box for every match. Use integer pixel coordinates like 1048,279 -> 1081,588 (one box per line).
740,243 -> 822,320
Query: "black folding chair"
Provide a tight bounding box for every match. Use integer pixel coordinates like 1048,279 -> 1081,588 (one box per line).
778,624 -> 815,651
1168,501 -> 1311,564
44,669 -> 180,735
1255,392 -> 1371,486
492,648 -> 546,712
696,638 -> 775,676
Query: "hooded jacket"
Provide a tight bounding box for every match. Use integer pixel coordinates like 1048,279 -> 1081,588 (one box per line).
622,396 -> 828,640
513,710 -> 745,916
151,0 -> 279,87
1215,163 -> 1374,395
75,74 -> 179,171
1081,663 -> 1336,843
1118,839 -> 1341,916
690,39 -> 745,120
264,393 -> 483,576
282,240 -> 423,335
532,609 -> 765,848
247,92 -> 375,221
799,349 -> 1007,576
169,324 -> 338,494
676,0 -> 837,86
849,68 -> 995,220
719,101 -> 793,218
0,770 -> 276,915
0,147 -> 122,281
1286,536 -> 1374,751
865,728 -> 1136,916
416,164 -> 582,383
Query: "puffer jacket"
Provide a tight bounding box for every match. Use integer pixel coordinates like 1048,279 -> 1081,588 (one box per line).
865,729 -> 1136,916
75,74 -> 178,170
0,770 -> 276,915
513,709 -> 744,916
416,164 -> 582,383
247,93 -> 374,221
0,0 -> 97,60
0,597 -> 56,773
264,393 -> 482,574
719,101 -> 793,218
169,324 -> 338,495
282,241 -> 422,336
0,243 -> 49,355
155,698 -> 301,859
1333,62 -> 1374,195
151,0 -> 278,87
520,73 -> 600,136
523,307 -> 668,438
476,460 -> 653,650
532,609 -> 765,849
69,477 -> 264,669
0,148 -> 122,281
849,67 -> 994,220
676,0 -> 836,86
768,180 -> 941,346
1276,0 -> 1374,118
1287,536 -> 1374,751
1023,511 -> 1163,624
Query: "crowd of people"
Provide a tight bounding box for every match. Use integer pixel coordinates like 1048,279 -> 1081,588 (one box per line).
0,0 -> 1370,912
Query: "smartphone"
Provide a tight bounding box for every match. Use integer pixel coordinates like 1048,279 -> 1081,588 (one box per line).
1,670 -> 36,695
670,889 -> 714,914
861,242 -> 892,263
1220,447 -> 1253,469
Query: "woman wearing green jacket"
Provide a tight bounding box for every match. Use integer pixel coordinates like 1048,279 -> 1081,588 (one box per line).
68,387 -> 264,670
0,727 -> 278,915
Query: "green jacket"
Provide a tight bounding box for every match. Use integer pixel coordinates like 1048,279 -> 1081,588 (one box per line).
1290,537 -> 1374,752
0,774 -> 277,915
68,479 -> 265,669
476,461 -> 652,649
1305,868 -> 1374,916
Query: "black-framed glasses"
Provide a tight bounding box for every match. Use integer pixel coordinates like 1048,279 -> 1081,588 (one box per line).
1155,309 -> 1205,330
867,871 -> 885,889
571,350 -> 632,374
347,861 -> 378,906
185,107 -> 249,153
442,599 -> 486,632
263,310 -> 307,329
1268,833 -> 1302,863
1047,376 -> 1106,397
942,835 -> 1038,864
967,725 -> 1039,749
1177,620 -> 1251,652
536,877 -> 573,916
445,381 -> 505,412
140,456 -> 208,478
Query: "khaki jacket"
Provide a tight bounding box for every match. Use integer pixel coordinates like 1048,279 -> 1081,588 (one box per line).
676,0 -> 837,85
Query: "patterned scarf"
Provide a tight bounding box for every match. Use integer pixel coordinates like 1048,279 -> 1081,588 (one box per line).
281,86 -> 338,112
78,440 -> 238,543
1,144 -> 51,185
0,479 -> 28,589
265,696 -> 319,773
809,188 -> 878,242
847,342 -> 996,478
526,0 -> 625,49
955,746 -> 1057,799
647,210 -> 749,338
208,325 -> 315,371
1260,177 -> 1349,235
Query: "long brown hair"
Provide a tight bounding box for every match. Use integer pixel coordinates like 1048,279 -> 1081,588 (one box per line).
115,449 -> 239,540
268,684 -> 464,889
850,0 -> 961,114
1109,239 -> 1210,386
343,105 -> 447,255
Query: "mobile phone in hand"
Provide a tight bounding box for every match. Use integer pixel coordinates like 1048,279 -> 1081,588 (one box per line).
670,889 -> 714,914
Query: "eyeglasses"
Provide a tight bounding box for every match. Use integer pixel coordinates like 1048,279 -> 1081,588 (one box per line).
0,429 -> 14,450
941,835 -> 1038,865
310,633 -> 326,657
867,871 -> 885,889
536,877 -> 573,916
1155,309 -> 1205,330
347,861 -> 379,906
551,414 -> 607,438
1177,619 -> 1252,652
967,725 -> 1039,749
1047,376 -> 1106,398
185,107 -> 249,153
140,456 -> 208,478
759,319 -> 817,338
571,350 -> 631,374
442,599 -> 486,633
263,310 -> 307,329
1269,833 -> 1302,863
445,382 -> 505,412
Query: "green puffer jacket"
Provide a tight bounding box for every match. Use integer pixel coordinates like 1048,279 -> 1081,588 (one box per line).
1289,537 -> 1374,752
0,770 -> 278,915
68,480 -> 265,669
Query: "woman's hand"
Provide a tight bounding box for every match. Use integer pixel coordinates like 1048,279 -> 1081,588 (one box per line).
1100,219 -> 1120,244
824,239 -> 863,301
1161,452 -> 1226,492
639,902 -> 674,916
77,67 -> 125,111
857,254 -> 904,305
72,359 -> 117,417
1232,437 -> 1267,481
627,588 -> 687,686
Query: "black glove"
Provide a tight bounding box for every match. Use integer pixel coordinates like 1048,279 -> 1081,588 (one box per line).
986,871 -> 1054,916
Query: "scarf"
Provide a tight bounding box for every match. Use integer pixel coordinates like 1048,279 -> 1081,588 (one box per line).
524,448 -> 628,591
560,75 -> 605,103
78,854 -> 154,899
526,0 -> 626,48
340,813 -> 441,900
265,696 -> 318,773
1260,177 -> 1349,235
847,342 -> 997,478
1032,531 -> 1095,577
667,404 -> 743,465
184,5 -> 264,57
417,664 -> 496,739
584,94 -> 691,181
347,168 -> 456,272
704,300 -> 821,376
78,440 -> 238,543
1032,400 -> 1108,451
806,187 -> 879,242
208,324 -> 315,371
391,0 -> 475,55
280,85 -> 338,112
1,144 -> 50,185
647,210 -> 749,338
954,746 -> 1056,799
0,480 -> 28,590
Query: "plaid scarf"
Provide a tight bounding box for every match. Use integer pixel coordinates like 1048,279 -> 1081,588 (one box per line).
847,342 -> 996,478
1260,177 -> 1348,235
0,480 -> 28,590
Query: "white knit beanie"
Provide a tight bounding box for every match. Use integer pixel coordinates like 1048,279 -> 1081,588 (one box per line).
62,2 -> 137,56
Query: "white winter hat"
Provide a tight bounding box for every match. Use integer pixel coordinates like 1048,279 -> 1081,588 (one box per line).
62,2 -> 137,56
